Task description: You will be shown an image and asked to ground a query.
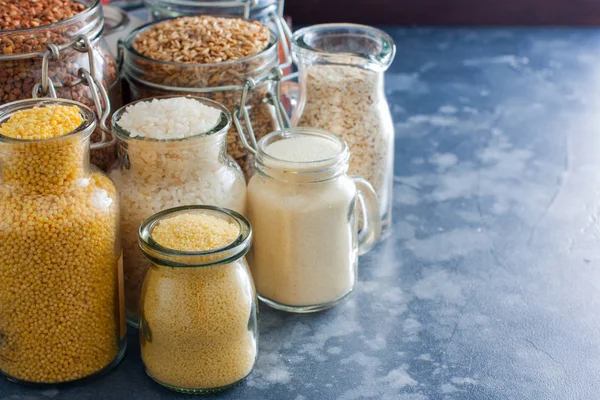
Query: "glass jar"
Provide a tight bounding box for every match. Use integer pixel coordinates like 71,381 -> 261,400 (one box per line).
121,21 -> 284,179
246,128 -> 382,312
144,0 -> 291,69
102,4 -> 145,57
109,96 -> 247,326
139,206 -> 257,393
290,24 -> 396,235
0,0 -> 122,171
0,98 -> 126,384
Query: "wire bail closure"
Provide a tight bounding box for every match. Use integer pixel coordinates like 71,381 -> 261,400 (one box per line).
233,67 -> 291,155
77,68 -> 115,150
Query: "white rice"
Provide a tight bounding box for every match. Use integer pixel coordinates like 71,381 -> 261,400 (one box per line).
111,97 -> 247,319
117,97 -> 222,139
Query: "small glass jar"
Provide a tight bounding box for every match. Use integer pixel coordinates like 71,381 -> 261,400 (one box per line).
291,24 -> 396,235
247,127 -> 382,312
109,96 -> 246,326
139,206 -> 257,394
0,0 -> 122,171
0,98 -> 126,384
121,20 -> 282,178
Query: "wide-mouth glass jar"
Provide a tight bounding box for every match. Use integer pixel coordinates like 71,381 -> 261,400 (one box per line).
109,95 -> 247,326
144,0 -> 291,69
290,24 -> 396,236
121,19 -> 283,179
0,0 -> 122,171
139,205 -> 257,394
0,98 -> 126,385
247,127 -> 382,313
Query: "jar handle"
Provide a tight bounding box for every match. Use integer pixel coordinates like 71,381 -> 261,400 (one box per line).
353,177 -> 382,256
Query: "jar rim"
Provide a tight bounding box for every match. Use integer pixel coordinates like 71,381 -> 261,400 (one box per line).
291,23 -> 396,71
255,127 -> 350,182
0,0 -> 101,36
111,95 -> 232,143
258,127 -> 349,166
123,16 -> 278,69
139,205 -> 252,268
0,98 -> 97,144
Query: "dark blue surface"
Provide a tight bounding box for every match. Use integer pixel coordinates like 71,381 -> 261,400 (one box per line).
3,27 -> 600,399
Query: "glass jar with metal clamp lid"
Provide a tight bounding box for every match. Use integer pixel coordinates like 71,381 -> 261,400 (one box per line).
120,18 -> 291,178
0,0 -> 121,171
144,0 -> 292,72
0,71 -> 125,385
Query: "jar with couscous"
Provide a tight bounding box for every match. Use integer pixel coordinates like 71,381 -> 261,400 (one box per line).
138,206 -> 257,394
0,99 -> 126,385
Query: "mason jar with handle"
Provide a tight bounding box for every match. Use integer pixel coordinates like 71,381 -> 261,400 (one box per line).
245,127 -> 381,312
289,24 -> 396,236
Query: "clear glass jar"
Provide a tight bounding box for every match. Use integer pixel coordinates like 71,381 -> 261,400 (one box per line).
144,0 -> 291,69
139,206 -> 257,394
0,0 -> 121,171
247,127 -> 382,312
121,21 -> 282,179
0,98 -> 126,384
109,96 -> 246,327
290,24 -> 396,235
102,4 -> 145,57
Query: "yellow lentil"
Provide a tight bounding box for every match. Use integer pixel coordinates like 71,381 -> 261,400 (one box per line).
0,105 -> 83,140
0,108 -> 123,383
140,212 -> 256,392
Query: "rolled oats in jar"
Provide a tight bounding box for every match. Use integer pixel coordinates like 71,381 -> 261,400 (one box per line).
0,0 -> 121,171
122,16 -> 281,179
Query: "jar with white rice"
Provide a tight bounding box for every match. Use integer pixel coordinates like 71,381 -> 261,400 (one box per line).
109,96 -> 246,326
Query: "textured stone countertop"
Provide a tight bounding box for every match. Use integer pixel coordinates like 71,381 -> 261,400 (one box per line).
3,27 -> 600,400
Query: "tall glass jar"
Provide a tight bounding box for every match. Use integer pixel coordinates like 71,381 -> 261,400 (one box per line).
121,21 -> 282,178
290,24 -> 396,235
0,98 -> 126,384
247,128 -> 382,312
0,0 -> 121,171
110,96 -> 246,326
139,206 -> 257,393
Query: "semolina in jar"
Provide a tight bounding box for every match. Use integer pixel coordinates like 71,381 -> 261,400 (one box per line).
139,206 -> 257,394
0,99 -> 126,384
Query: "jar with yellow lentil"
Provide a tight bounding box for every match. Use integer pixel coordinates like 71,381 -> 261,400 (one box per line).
138,205 -> 257,394
0,98 -> 126,384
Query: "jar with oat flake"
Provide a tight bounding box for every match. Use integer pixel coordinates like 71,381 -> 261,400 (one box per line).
290,24 -> 396,235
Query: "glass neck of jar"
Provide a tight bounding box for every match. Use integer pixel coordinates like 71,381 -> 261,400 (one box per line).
0,99 -> 96,193
139,206 -> 252,268
291,23 -> 396,72
120,132 -> 227,164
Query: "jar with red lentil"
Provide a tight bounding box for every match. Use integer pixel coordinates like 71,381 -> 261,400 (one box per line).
0,0 -> 121,171
139,205 -> 257,394
0,98 -> 126,385
121,15 -> 287,179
